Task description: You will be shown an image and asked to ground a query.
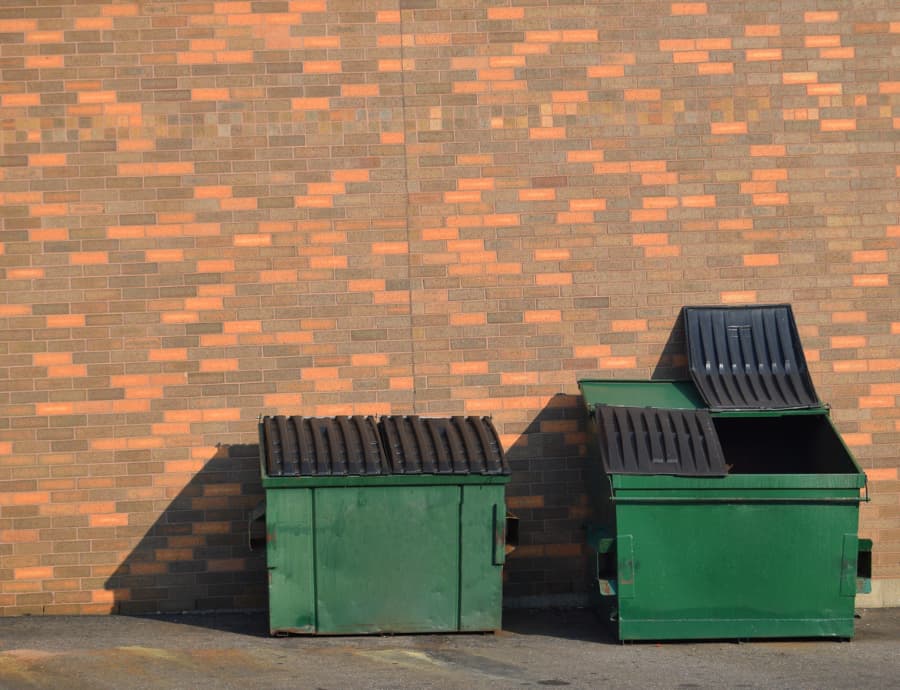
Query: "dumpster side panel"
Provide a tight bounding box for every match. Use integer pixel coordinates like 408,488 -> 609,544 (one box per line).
266,488 -> 316,635
615,493 -> 860,640
459,484 -> 505,631
314,486 -> 461,633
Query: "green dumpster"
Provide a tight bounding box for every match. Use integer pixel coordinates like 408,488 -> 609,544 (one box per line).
258,414 -> 510,635
579,305 -> 871,641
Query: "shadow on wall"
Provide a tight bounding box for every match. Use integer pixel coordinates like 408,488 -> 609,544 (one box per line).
105,444 -> 267,615
502,393 -> 594,604
651,309 -> 689,381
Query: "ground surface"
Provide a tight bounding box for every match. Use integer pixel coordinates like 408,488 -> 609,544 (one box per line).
0,608 -> 897,689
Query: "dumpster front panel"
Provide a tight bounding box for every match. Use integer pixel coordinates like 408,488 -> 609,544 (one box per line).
266,488 -> 316,635
459,484 -> 506,631
314,486 -> 461,634
613,483 -> 861,640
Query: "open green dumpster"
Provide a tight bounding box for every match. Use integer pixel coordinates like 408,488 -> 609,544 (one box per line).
579,305 -> 871,641
258,414 -> 510,635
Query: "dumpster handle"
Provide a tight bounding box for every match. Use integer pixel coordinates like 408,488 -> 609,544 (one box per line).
248,500 -> 266,551
610,497 -> 865,505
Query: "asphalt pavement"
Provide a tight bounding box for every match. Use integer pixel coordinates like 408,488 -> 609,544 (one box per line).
0,608 -> 897,689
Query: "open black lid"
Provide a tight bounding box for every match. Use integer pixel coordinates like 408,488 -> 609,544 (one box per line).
684,305 -> 821,411
594,405 -> 727,476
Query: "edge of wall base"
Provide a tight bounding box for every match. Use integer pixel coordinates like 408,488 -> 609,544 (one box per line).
857,579 -> 900,608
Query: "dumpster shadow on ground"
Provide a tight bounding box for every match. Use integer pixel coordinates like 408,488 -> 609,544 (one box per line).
501,393 -> 619,643
501,608 -> 615,643
105,444 -> 268,635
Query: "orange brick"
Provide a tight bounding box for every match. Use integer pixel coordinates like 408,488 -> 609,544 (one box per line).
831,336 -> 867,349
631,209 -> 668,222
808,83 -> 842,96
852,250 -> 887,263
804,11 -> 839,22
852,274 -> 888,287
632,233 -> 669,246
743,254 -> 779,267
192,88 -> 229,100
223,321 -> 261,334
711,122 -> 748,135
611,319 -> 648,332
832,311 -> 867,324
27,153 -> 67,169
90,514 -> 129,528
587,65 -> 625,78
746,49 -> 782,61
720,290 -> 757,304
820,47 -> 854,59
866,468 -> 898,482
200,359 -> 239,372
753,193 -> 789,206
783,72 -> 818,85
146,249 -> 183,262
599,356 -> 637,369
536,273 -> 573,286
643,197 -> 678,209
529,127 -> 566,140
682,195 -> 716,208
878,82 -> 900,94
624,89 -> 661,101
671,2 -> 706,15
574,345 -> 613,358
70,251 -> 107,265
197,259 -> 234,272
351,353 -> 389,367
821,119 -> 856,132
859,396 -> 893,408
14,567 -> 53,580
570,199 -> 606,211
2,93 -> 41,107
524,310 -> 562,323
534,249 -> 571,261
348,279 -> 386,292
0,305 -> 31,316
46,314 -> 85,328
450,313 -> 487,326
292,97 -> 330,110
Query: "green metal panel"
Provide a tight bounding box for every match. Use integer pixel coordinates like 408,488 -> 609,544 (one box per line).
459,485 -> 505,631
313,486 -> 461,634
578,379 -> 706,410
613,486 -> 861,640
266,488 -> 316,634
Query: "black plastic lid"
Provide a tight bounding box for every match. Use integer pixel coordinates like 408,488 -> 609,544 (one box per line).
261,415 -> 387,477
380,416 -> 509,475
260,415 -> 509,477
594,405 -> 728,476
684,305 -> 821,411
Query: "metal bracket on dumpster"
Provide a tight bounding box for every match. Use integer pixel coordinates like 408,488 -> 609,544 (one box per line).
857,538 -> 872,595
248,500 -> 266,551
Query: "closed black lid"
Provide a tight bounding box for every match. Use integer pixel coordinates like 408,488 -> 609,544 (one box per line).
261,415 -> 387,477
684,304 -> 820,411
260,415 -> 509,477
380,416 -> 509,475
594,405 -> 728,476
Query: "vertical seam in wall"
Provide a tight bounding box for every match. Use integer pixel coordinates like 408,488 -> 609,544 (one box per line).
399,6 -> 417,415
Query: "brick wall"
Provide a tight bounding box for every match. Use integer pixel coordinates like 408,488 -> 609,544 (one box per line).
0,0 -> 897,614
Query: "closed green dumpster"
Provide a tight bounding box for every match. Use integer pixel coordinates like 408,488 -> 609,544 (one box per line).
580,305 -> 871,641
258,414 -> 510,635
